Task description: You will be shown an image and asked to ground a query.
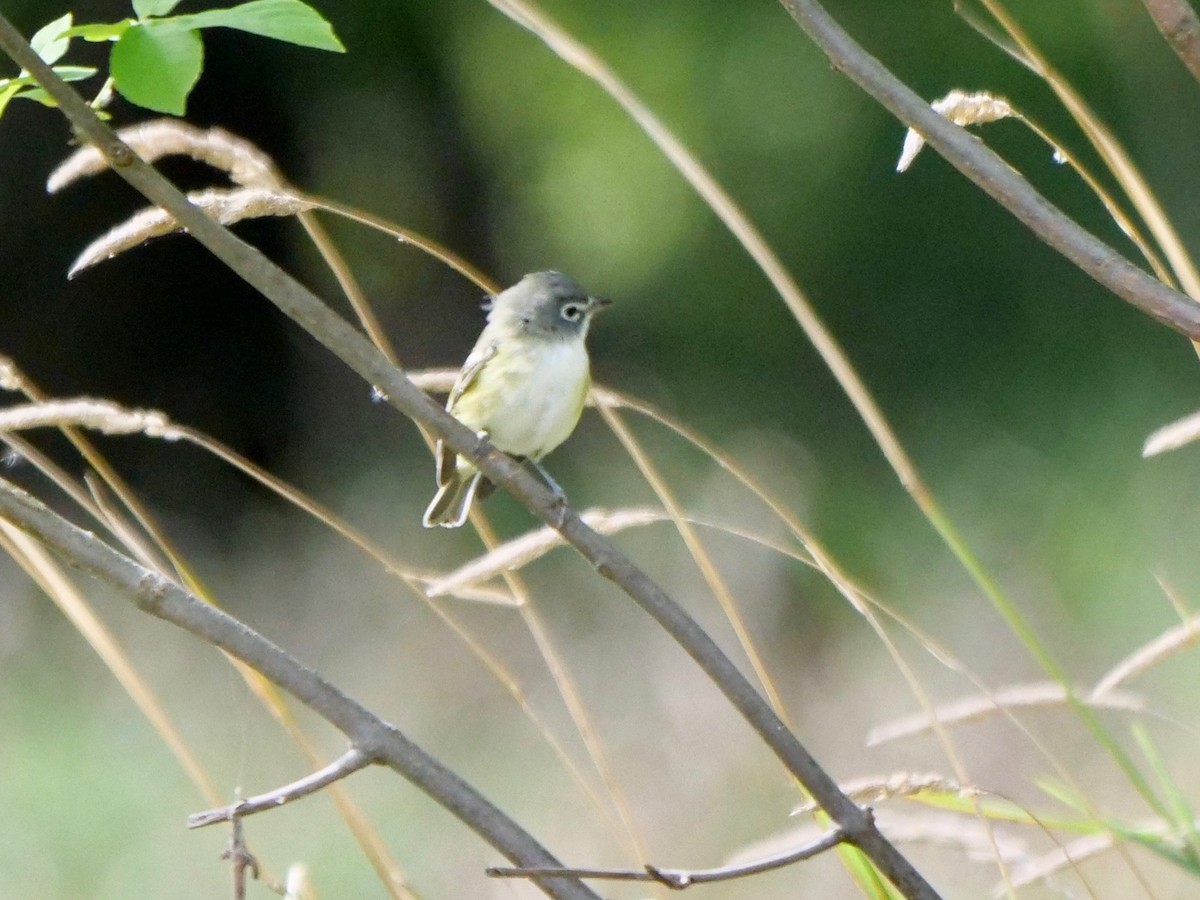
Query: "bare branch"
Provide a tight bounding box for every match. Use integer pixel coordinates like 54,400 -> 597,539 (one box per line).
1141,0 -> 1200,86
222,816 -> 259,900
776,0 -> 1200,340
0,17 -> 938,899
488,827 -> 848,888
0,477 -> 597,900
189,749 -> 371,829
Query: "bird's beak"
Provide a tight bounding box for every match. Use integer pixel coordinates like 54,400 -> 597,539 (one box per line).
589,295 -> 613,312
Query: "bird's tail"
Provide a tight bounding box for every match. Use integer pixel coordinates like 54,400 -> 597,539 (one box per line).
422,469 -> 484,528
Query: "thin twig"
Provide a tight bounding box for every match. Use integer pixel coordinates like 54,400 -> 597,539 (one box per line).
0,17 -> 936,900
222,816 -> 259,900
1140,0 -> 1200,86
775,0 -> 1200,339
488,827 -> 848,888
189,748 -> 371,829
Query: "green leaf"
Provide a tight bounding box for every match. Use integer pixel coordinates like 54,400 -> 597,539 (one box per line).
1036,778 -> 1103,817
169,0 -> 344,52
111,23 -> 203,115
51,65 -> 99,82
0,68 -> 92,89
1133,724 -> 1200,865
30,13 -> 73,65
62,21 -> 134,43
909,790 -> 1092,832
15,87 -> 58,107
0,83 -> 21,119
134,0 -> 185,19
0,70 -> 92,91
1125,830 -> 1200,876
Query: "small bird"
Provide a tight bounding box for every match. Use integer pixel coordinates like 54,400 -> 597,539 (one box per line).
422,271 -> 611,528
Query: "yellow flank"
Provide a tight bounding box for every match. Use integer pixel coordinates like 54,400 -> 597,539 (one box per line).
451,335 -> 590,461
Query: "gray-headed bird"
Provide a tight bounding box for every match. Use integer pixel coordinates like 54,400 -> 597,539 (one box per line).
422,271 -> 610,528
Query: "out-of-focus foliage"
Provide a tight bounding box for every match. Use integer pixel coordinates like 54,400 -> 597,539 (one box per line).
3,1 -> 343,116
3,0 -> 1200,896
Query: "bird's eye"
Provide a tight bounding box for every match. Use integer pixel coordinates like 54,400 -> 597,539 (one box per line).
561,303 -> 584,321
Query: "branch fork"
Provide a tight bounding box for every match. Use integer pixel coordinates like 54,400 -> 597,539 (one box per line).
188,748 -> 372,830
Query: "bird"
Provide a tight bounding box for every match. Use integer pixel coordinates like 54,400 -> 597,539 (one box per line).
422,271 -> 611,528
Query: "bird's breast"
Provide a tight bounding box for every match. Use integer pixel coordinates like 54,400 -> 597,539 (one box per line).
461,338 -> 590,459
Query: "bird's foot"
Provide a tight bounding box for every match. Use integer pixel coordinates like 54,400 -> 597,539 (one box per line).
528,459 -> 569,527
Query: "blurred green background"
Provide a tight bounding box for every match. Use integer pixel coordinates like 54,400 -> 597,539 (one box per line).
3,0 -> 1200,896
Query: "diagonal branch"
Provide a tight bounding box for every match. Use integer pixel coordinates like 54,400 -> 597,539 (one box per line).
0,476 -> 596,900
0,15 -> 937,899
776,0 -> 1200,340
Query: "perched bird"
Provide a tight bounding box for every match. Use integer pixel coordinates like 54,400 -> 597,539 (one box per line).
422,271 -> 611,528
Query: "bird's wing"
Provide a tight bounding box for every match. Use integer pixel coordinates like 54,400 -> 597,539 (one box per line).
447,338 -> 498,412
435,338 -> 499,486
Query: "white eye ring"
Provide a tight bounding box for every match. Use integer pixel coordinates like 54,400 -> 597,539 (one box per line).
561,303 -> 584,321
